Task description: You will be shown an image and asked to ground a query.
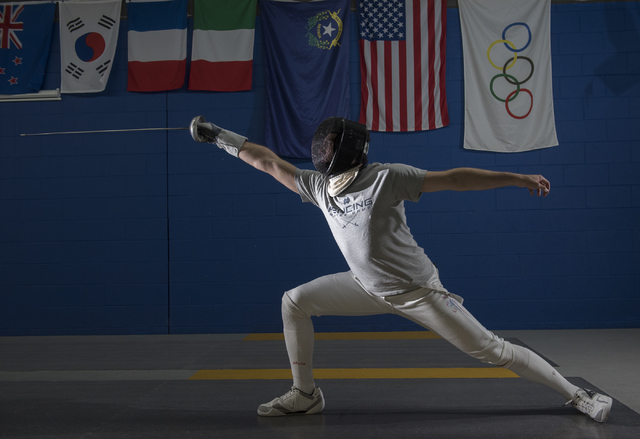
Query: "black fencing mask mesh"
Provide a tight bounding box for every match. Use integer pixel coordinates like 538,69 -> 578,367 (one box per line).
311,117 -> 369,176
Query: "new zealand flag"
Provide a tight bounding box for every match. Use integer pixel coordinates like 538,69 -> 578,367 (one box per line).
0,2 -> 55,94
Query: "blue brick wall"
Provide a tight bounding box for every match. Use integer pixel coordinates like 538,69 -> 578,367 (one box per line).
0,3 -> 638,335
0,23 -> 168,335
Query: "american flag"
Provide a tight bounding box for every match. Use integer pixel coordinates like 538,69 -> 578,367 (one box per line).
358,0 -> 449,132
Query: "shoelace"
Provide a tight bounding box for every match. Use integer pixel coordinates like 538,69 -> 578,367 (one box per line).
283,388 -> 297,399
574,398 -> 595,413
564,390 -> 594,414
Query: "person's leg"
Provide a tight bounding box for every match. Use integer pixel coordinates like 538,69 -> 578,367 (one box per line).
282,271 -> 394,393
281,292 -> 316,394
386,288 -> 613,421
258,271 -> 393,416
385,289 -> 579,400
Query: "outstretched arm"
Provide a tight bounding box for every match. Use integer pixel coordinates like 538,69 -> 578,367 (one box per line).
421,168 -> 550,197
238,142 -> 299,194
190,117 -> 299,194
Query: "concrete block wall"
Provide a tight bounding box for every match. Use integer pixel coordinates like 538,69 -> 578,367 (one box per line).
0,2 -> 638,335
424,2 -> 640,330
0,25 -> 169,335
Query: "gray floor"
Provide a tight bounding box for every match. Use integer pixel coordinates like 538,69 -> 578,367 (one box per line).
495,329 -> 640,415
1,328 -> 639,438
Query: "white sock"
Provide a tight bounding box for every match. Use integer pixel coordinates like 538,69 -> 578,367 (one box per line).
505,344 -> 579,400
282,294 -> 316,394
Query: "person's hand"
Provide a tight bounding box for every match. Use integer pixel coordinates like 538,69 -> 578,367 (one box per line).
522,174 -> 550,197
190,115 -> 221,143
189,116 -> 246,157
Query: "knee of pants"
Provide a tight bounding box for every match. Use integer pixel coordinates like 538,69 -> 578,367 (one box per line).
281,289 -> 310,319
467,337 -> 514,366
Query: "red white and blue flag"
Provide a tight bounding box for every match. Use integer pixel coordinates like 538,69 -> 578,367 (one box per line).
59,0 -> 121,93
0,2 -> 55,94
127,0 -> 188,92
357,0 -> 449,132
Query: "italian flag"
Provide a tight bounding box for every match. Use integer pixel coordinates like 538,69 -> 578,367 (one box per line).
188,0 -> 257,91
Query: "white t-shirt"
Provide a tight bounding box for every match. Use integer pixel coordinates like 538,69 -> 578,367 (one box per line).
295,162 -> 444,297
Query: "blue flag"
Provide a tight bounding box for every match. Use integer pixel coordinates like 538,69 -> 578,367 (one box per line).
261,0 -> 350,158
0,2 -> 55,94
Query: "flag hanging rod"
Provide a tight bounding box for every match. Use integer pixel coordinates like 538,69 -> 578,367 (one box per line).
20,127 -> 189,137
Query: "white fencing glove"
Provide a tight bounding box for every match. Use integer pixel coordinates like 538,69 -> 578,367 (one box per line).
189,115 -> 247,158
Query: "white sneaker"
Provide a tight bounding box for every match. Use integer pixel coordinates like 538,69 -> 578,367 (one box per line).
566,388 -> 613,423
257,387 -> 325,417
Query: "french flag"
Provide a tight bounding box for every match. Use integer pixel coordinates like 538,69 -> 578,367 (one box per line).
127,0 -> 187,92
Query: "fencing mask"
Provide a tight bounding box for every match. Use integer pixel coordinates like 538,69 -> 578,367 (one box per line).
311,117 -> 370,176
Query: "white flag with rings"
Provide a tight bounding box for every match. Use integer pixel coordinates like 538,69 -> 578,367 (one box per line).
459,0 -> 558,153
59,0 -> 121,93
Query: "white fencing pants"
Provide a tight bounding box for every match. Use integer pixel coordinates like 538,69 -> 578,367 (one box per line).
282,271 -> 579,400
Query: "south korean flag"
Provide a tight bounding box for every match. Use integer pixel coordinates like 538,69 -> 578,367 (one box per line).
59,0 -> 121,93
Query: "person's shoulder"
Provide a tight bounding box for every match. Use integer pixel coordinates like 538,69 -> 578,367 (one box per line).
362,162 -> 395,172
368,162 -> 425,174
296,167 -> 328,191
296,167 -> 326,180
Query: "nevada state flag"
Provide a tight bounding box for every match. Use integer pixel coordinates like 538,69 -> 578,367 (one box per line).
261,0 -> 351,158
0,2 -> 55,94
60,0 -> 121,93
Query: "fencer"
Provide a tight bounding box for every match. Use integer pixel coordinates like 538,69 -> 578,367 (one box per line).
190,116 -> 613,423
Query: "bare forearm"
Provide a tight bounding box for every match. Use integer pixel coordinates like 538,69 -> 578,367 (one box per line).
446,168 -> 527,191
422,167 -> 550,196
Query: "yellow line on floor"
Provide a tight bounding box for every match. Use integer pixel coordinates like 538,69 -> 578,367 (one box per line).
188,368 -> 518,380
243,331 -> 441,341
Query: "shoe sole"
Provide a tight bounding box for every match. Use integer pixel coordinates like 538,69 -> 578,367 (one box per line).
257,404 -> 324,417
257,395 -> 325,417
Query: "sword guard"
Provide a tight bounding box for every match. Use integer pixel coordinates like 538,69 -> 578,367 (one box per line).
190,115 -> 209,143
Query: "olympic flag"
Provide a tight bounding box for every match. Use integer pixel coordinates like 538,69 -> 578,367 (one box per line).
59,0 -> 121,93
358,0 -> 448,132
459,0 -> 558,152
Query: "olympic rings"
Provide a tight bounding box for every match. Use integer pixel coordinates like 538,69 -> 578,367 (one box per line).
502,22 -> 532,53
505,88 -> 533,119
490,74 -> 520,102
502,56 -> 534,85
487,39 -> 517,70
486,22 -> 535,120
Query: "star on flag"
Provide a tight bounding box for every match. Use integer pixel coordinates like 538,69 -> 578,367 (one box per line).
2,55 -> 24,86
323,23 -> 335,37
358,0 -> 405,41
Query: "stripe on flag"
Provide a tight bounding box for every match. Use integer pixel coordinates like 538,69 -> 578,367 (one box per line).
358,0 -> 448,132
191,29 -> 254,62
188,0 -> 257,92
127,0 -> 187,92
